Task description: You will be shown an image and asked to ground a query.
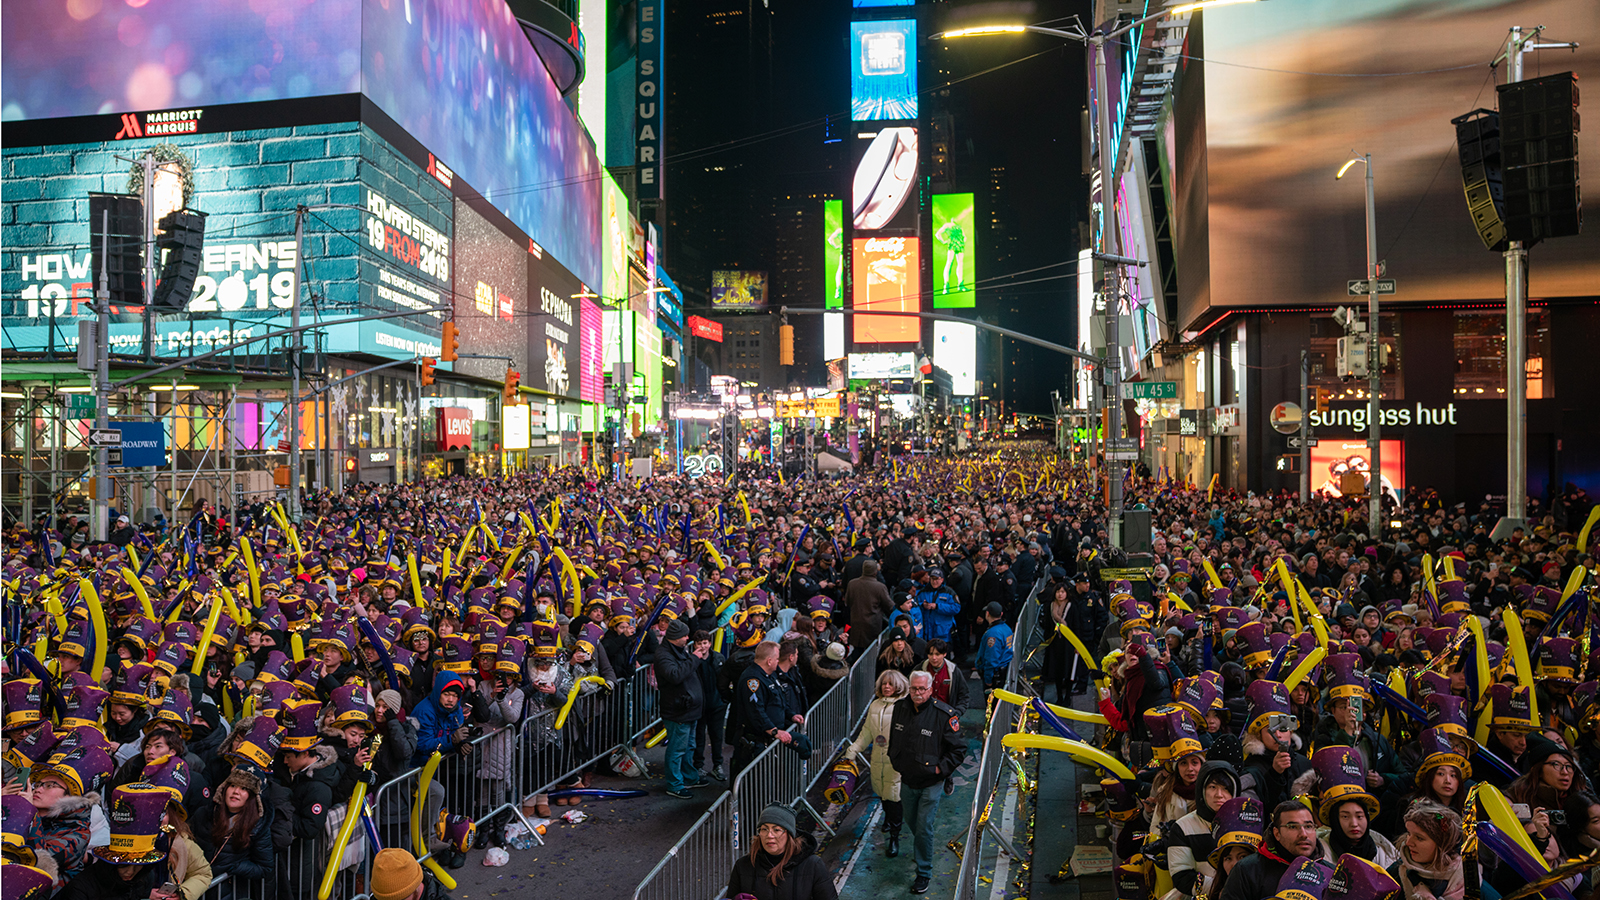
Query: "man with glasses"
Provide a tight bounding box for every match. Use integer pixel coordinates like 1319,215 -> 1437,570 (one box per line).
1217,801 -> 1327,900
888,670 -> 967,894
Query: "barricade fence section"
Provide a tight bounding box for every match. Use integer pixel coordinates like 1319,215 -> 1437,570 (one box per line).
632,791 -> 735,900
950,578 -> 1046,900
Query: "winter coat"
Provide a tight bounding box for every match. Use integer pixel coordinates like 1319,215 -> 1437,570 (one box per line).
473,679 -> 526,782
166,834 -> 215,900
888,696 -> 967,791
804,653 -> 848,706
32,791 -> 98,888
697,649 -> 730,714
725,831 -> 838,900
847,694 -> 905,802
1240,733 -> 1313,811
915,585 -> 961,642
57,859 -> 167,900
915,656 -> 970,716
1218,838 -> 1329,900
202,794 -> 276,881
846,577 -> 895,652
410,670 -> 468,765
273,745 -> 342,845
653,639 -> 703,725
1388,847 -> 1465,900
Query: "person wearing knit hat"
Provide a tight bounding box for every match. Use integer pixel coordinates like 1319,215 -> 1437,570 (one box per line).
1167,761 -> 1240,900
725,804 -> 830,900
370,848 -> 426,900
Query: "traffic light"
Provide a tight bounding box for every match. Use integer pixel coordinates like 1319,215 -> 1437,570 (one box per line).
503,369 -> 521,404
152,210 -> 208,310
440,321 -> 459,362
1314,387 -> 1331,416
778,324 -> 794,366
420,357 -> 436,386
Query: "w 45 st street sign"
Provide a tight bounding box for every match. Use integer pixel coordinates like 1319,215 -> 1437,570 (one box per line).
1120,381 -> 1177,400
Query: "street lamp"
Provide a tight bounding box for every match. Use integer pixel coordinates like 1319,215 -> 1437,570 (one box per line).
935,0 -> 1261,548
1335,154 -> 1383,536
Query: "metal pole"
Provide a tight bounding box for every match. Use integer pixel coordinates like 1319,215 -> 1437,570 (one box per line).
1504,26 -> 1528,529
141,154 -> 156,361
1093,34 -> 1125,547
93,209 -> 111,542
1299,350 -> 1309,500
289,208 -> 304,523
1363,156 -> 1382,536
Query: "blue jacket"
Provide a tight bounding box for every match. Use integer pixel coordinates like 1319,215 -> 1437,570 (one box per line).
915,586 -> 962,642
410,670 -> 466,765
977,622 -> 1014,681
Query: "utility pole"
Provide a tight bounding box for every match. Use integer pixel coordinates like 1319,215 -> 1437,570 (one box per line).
140,153 -> 156,361
93,210 -> 111,542
1361,155 -> 1382,537
289,208 -> 305,523
1092,35 -> 1126,548
1299,350 -> 1309,500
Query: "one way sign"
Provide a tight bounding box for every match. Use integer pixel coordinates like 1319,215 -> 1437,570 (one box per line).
1348,279 -> 1397,295
88,429 -> 123,447
1287,435 -> 1319,450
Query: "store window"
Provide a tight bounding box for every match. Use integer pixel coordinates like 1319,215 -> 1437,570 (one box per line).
1308,312 -> 1403,401
1453,310 -> 1551,399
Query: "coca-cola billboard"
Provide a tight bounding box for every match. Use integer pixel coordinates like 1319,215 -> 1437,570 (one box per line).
437,407 -> 473,451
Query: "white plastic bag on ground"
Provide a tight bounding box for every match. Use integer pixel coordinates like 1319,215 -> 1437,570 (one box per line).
482,847 -> 510,867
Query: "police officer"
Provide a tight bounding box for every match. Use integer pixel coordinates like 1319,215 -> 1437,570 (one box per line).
788,557 -> 822,608
730,641 -> 800,776
975,601 -> 1015,691
888,670 -> 968,894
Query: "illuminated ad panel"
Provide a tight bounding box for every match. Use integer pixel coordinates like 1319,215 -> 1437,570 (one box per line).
710,270 -> 769,310
851,126 -> 918,233
851,236 -> 919,344
1311,439 -> 1406,500
452,198 -> 528,382
602,174 -> 630,304
530,252 -> 583,401
824,199 -> 845,309
931,193 -> 975,308
851,20 -> 917,121
579,297 -> 604,403
933,321 -> 977,395
503,403 -> 531,451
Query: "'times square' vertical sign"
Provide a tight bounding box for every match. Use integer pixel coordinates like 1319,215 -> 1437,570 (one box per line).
636,0 -> 664,199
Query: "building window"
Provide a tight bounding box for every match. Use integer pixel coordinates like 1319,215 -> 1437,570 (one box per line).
1453,310 -> 1551,399
1308,313 -> 1404,402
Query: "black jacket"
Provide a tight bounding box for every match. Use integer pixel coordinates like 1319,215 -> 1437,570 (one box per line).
273,745 -> 343,844
1217,841 -> 1303,900
735,664 -> 790,740
59,859 -> 167,900
653,639 -> 703,724
888,696 -> 967,790
725,831 -> 838,900
696,648 -> 729,714
1240,737 -> 1312,812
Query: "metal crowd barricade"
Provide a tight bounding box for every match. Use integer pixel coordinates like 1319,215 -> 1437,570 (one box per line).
370,765 -> 426,860
949,577 -> 1046,900
631,790 -> 735,900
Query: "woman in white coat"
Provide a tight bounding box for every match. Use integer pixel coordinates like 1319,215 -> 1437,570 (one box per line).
847,669 -> 910,857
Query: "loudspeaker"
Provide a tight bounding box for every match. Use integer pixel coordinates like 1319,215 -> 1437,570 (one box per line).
1497,71 -> 1581,243
1122,508 -> 1152,555
152,210 -> 208,310
88,193 -> 145,306
1453,110 -> 1509,252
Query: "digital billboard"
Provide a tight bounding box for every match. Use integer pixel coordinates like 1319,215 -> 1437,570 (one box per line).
851,127 -> 918,232
710,270 -> 769,310
931,193 -> 976,308
452,199 -> 528,381
579,297 -> 604,404
530,254 -> 583,401
1310,439 -> 1406,501
854,0 -> 915,5
824,199 -> 845,309
1173,4 -> 1598,330
850,20 -> 917,121
602,173 -> 630,304
851,236 -> 919,344
824,312 -> 845,360
848,351 -> 914,380
503,403 -> 531,451
1,123 -> 449,361
934,321 -> 978,395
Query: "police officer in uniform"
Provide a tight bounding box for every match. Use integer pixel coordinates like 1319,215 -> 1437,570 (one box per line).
888,670 -> 968,894
731,641 -> 799,777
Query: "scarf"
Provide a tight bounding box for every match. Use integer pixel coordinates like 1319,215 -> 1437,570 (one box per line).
1328,824 -> 1378,861
1396,845 -> 1464,900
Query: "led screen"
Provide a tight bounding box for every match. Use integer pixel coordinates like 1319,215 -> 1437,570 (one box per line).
453,199 -> 529,382
851,127 -> 918,233
0,0 -> 361,121
602,173 -> 630,305
848,351 -> 914,380
362,0 -> 601,289
710,270 -> 769,310
855,0 -> 914,5
824,199 -> 845,309
579,297 -> 604,403
851,236 -> 919,344
933,321 -> 977,395
1174,3 -> 1598,330
931,193 -> 975,308
1310,439 -> 1406,501
824,312 -> 846,360
503,403 -> 531,451
850,20 -> 917,121
530,254 -> 583,401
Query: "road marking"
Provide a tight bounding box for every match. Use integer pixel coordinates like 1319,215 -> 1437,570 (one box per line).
834,801 -> 883,892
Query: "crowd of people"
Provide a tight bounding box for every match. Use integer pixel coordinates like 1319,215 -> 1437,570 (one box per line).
1,452 -> 1596,900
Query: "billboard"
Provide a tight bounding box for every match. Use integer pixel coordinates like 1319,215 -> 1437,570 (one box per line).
931,193 -> 976,308
850,20 -> 917,121
579,297 -> 604,404
848,351 -> 914,380
934,321 -> 978,395
530,255 -> 583,401
2,123 -> 449,361
851,127 -> 918,233
1173,4 -> 1598,330
452,199 -> 528,381
824,312 -> 845,360
635,0 -> 664,199
602,174 -> 630,305
851,236 -> 919,344
710,270 -> 768,310
503,404 -> 531,451
688,316 -> 723,342
1310,438 -> 1406,501
824,199 -> 845,309
855,0 -> 915,5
